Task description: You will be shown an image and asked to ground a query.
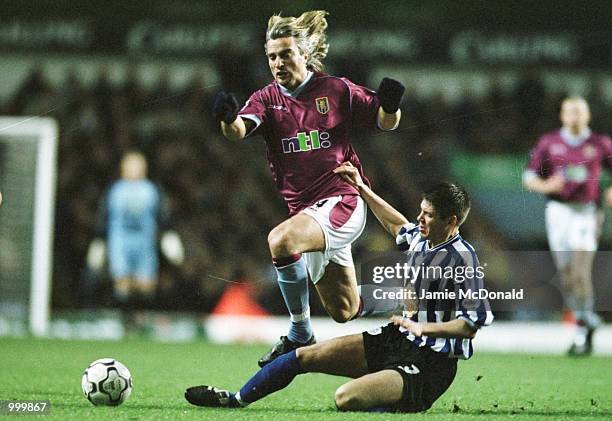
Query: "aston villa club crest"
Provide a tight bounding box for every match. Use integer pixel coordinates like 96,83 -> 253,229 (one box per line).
315,97 -> 330,114
582,145 -> 596,159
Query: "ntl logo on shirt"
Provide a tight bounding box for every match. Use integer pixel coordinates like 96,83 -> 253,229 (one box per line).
282,130 -> 331,154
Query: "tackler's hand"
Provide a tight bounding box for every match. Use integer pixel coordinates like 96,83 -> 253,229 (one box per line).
391,315 -> 424,337
333,162 -> 364,189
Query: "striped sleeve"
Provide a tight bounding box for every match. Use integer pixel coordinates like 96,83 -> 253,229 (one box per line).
395,223 -> 419,251
453,248 -> 494,329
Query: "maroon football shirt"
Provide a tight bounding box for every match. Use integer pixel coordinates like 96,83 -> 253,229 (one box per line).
238,72 -> 380,215
526,129 -> 612,203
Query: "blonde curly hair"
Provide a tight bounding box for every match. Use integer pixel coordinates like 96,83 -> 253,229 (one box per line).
265,10 -> 329,72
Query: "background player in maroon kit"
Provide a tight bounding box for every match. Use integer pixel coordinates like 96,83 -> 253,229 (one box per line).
212,10 -> 405,366
523,96 -> 612,356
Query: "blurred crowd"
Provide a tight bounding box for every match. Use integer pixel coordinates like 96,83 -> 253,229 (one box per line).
3,63 -> 611,312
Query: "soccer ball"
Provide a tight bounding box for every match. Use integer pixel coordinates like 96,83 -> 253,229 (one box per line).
82,358 -> 133,406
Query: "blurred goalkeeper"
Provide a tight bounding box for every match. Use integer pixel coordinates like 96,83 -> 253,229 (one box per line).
212,10 -> 405,367
86,151 -> 184,306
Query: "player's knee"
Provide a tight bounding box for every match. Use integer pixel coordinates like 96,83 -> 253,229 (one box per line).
268,226 -> 296,256
570,270 -> 589,285
328,307 -> 353,323
326,300 -> 358,323
335,385 -> 362,411
295,345 -> 317,370
566,273 -> 585,291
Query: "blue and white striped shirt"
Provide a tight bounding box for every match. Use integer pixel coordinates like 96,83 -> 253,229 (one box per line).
396,223 -> 494,359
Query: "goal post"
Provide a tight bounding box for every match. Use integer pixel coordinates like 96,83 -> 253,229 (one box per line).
0,117 -> 58,337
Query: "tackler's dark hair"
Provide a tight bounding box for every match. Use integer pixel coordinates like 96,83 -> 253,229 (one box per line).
422,182 -> 471,226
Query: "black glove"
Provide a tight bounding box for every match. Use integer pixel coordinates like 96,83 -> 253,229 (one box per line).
213,91 -> 240,124
377,77 -> 405,113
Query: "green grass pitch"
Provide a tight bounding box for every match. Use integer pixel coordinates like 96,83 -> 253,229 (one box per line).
0,337 -> 610,420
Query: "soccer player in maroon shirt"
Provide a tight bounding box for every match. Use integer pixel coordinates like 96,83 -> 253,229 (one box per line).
523,96 -> 612,356
212,10 -> 405,366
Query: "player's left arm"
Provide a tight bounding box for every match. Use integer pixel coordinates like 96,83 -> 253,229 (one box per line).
376,77 -> 405,131
86,190 -> 110,273
391,316 -> 478,339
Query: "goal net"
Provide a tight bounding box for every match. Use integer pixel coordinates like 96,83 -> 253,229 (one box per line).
0,117 -> 58,337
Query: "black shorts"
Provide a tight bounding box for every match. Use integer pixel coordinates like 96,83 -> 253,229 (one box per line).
362,322 -> 457,413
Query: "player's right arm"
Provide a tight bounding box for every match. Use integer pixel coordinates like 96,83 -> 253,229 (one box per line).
220,117 -> 254,141
213,91 -> 261,141
334,162 -> 408,236
523,173 -> 565,195
214,91 -> 247,141
522,136 -> 565,195
391,316 -> 478,339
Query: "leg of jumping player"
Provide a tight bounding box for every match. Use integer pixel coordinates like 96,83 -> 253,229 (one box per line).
316,260 -> 406,322
314,262 -> 360,323
266,213 -> 325,348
